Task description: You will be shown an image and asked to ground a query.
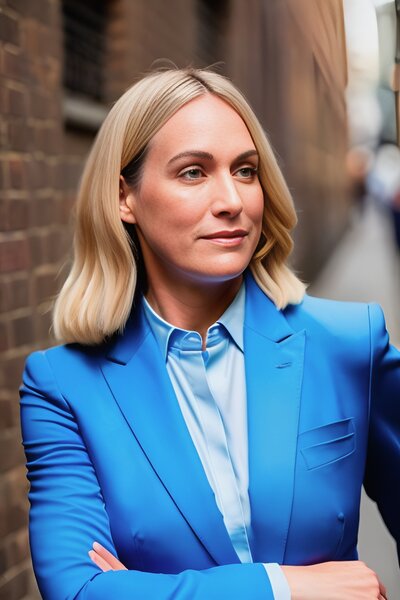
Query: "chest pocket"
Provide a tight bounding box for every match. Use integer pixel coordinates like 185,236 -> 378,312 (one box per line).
299,417 -> 355,470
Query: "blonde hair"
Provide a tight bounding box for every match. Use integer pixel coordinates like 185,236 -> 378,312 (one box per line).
54,67 -> 306,344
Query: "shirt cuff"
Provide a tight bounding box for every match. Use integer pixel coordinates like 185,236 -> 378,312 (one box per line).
262,563 -> 291,600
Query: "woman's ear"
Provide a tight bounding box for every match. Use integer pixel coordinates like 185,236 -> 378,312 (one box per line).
119,176 -> 137,224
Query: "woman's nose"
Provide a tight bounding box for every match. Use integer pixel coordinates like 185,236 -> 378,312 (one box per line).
210,175 -> 243,217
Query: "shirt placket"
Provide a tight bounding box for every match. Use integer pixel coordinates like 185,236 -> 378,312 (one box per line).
177,332 -> 252,563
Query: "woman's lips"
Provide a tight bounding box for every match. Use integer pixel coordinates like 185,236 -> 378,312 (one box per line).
201,230 -> 248,246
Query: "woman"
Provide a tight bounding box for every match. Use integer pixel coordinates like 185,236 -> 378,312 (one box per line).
20,67 -> 398,599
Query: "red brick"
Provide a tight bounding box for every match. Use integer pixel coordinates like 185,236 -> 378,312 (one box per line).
0,429 -> 25,475
47,161 -> 63,191
31,0 -> 53,25
0,237 -> 31,273
26,159 -> 46,190
29,89 -> 53,119
47,27 -> 62,63
0,563 -> 30,600
0,13 -> 20,46
8,119 -> 34,152
29,228 -> 69,266
0,320 -> 12,352
35,310 -> 53,342
0,86 -> 6,115
3,48 -> 29,83
0,203 -> 5,232
5,87 -> 28,117
0,353 -> 27,391
8,158 -> 27,190
0,199 -> 29,232
37,25 -> 56,58
64,160 -> 84,191
10,200 -> 29,230
27,232 -> 47,267
0,123 -> 7,153
0,398 -> 19,429
0,501 -> 27,537
0,529 -> 30,574
29,196 -> 56,228
6,0 -> 46,19
33,270 -> 57,305
45,228 -> 70,263
3,466 -> 30,502
59,194 -> 76,226
0,275 -> 30,313
16,276 -> 32,310
34,125 -> 62,155
21,18 -> 40,56
11,314 -> 34,347
0,279 -> 8,313
0,160 -> 6,190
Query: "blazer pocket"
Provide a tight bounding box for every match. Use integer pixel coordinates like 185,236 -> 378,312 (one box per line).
300,418 -> 356,470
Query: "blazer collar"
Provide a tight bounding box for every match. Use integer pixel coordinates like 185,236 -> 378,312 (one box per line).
105,299 -> 148,365
244,272 -> 305,563
244,270 -> 296,342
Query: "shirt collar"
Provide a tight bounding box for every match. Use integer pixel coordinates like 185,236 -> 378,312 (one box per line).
142,282 -> 245,360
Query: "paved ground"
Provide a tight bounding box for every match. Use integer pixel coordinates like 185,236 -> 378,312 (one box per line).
309,198 -> 400,596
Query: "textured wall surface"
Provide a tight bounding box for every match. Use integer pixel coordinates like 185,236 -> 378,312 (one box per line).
0,1 -> 65,598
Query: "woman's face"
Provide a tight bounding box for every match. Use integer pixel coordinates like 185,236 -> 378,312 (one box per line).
120,94 -> 264,291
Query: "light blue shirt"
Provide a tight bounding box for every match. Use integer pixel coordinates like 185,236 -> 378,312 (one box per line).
143,284 -> 291,600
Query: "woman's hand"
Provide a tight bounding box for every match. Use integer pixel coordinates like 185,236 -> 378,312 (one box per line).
89,542 -> 128,572
282,560 -> 387,599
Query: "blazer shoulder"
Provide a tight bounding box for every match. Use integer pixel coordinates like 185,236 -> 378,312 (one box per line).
284,294 -> 374,341
23,341 -> 105,391
26,340 -> 102,367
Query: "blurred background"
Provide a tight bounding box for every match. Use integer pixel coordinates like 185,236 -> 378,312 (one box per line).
0,0 -> 399,598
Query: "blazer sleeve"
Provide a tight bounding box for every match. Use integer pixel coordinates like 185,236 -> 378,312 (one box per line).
20,351 -> 274,600
363,303 -> 400,561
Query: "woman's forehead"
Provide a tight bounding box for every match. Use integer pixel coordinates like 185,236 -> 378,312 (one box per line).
147,94 -> 256,158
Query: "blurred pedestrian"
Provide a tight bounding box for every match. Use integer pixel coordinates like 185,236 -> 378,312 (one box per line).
368,142 -> 400,252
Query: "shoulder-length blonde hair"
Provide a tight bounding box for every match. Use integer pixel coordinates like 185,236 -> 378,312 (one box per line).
53,67 -> 306,345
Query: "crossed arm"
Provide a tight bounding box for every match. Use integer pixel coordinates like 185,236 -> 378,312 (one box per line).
89,541 -> 387,599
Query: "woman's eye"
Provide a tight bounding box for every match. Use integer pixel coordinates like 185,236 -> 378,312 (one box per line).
180,168 -> 203,180
236,167 -> 258,179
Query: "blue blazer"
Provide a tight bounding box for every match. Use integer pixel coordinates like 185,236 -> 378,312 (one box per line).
20,274 -> 400,600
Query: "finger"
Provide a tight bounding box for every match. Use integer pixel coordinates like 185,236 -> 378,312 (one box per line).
378,576 -> 387,599
92,542 -> 127,570
88,550 -> 113,572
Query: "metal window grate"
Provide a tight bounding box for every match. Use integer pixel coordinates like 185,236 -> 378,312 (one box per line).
197,0 -> 229,67
62,0 -> 107,101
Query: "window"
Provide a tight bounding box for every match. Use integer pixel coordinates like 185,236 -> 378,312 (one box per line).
62,0 -> 107,101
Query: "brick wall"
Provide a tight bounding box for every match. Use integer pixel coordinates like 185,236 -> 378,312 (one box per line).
0,0 -> 66,597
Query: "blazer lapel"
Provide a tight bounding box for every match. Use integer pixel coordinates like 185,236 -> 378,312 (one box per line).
244,274 -> 306,563
100,306 -> 239,566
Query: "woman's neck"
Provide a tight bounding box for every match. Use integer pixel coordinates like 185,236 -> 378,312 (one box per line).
145,275 -> 243,343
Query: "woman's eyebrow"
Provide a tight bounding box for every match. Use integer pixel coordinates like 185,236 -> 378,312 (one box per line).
233,149 -> 259,162
167,150 -> 213,166
167,149 -> 258,166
